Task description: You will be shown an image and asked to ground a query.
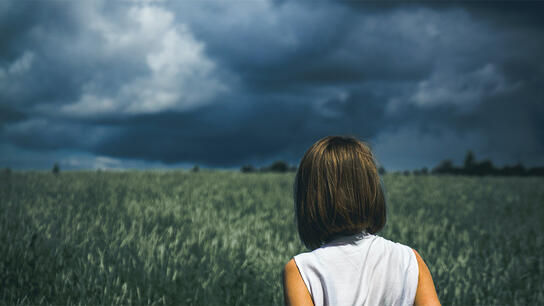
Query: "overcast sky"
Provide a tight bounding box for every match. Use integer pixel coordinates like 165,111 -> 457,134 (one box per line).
1,0 -> 543,171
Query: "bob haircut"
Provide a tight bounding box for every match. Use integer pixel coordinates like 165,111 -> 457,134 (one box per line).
294,136 -> 386,250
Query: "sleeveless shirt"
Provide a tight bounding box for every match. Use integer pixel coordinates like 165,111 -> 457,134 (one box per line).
293,233 -> 419,306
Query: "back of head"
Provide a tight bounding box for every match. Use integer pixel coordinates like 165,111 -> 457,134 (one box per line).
294,136 -> 386,250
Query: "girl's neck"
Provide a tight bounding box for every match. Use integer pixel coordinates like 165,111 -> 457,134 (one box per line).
324,230 -> 370,246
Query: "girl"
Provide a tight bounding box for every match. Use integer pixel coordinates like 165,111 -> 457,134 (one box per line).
283,136 -> 440,306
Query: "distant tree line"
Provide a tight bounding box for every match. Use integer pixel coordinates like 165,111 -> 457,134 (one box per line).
241,160 -> 297,173
379,150 -> 544,177
430,150 -> 544,176
3,151 -> 543,177
239,151 -> 544,177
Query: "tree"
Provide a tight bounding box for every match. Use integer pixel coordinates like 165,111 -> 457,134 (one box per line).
474,159 -> 495,176
378,166 -> 386,175
527,166 -> 544,176
433,159 -> 454,174
511,162 -> 526,176
269,160 -> 289,172
191,165 -> 200,172
52,163 -> 60,175
241,165 -> 255,173
463,150 -> 476,175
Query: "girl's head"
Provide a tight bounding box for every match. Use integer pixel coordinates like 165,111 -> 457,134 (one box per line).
294,136 -> 386,250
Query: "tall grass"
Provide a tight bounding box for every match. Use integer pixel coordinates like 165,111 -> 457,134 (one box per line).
1,170 -> 543,305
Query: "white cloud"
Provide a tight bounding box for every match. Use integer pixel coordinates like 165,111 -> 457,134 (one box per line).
7,51 -> 35,75
58,4 -> 226,116
386,63 -> 522,113
0,51 -> 34,95
411,63 -> 519,109
62,155 -> 122,170
60,94 -> 117,116
315,91 -> 350,118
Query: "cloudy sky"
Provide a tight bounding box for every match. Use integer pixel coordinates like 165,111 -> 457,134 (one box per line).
1,1 -> 543,171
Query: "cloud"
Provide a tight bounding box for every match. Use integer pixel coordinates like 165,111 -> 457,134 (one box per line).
62,155 -> 121,170
0,1 -> 543,169
408,63 -> 521,111
371,126 -> 486,170
0,51 -> 35,98
54,4 -> 226,116
0,141 -> 191,170
1,51 -> 34,75
3,117 -> 116,151
0,105 -> 27,129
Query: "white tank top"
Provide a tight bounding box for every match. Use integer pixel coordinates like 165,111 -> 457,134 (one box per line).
293,233 -> 419,306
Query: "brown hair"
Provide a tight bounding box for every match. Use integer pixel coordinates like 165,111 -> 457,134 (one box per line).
293,136 -> 386,250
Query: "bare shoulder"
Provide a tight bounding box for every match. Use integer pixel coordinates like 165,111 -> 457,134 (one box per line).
412,249 -> 441,306
284,258 -> 298,274
283,258 -> 313,306
412,249 -> 426,266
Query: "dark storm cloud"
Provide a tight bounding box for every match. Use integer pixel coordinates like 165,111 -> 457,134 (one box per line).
92,89 -> 387,166
0,105 -> 27,128
2,117 -> 110,152
0,0 -> 543,169
180,1 -> 435,91
0,1 -> 88,106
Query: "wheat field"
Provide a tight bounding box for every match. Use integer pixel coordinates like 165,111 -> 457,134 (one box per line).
1,170 -> 543,305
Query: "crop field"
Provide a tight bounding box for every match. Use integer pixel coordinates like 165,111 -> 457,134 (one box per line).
1,170 -> 543,305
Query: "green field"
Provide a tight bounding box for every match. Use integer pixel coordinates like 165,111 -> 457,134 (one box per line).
1,170 -> 543,305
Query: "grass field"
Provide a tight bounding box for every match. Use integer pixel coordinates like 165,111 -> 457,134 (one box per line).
1,170 -> 543,305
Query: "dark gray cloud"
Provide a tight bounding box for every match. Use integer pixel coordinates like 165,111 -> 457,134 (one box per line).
0,0 -> 543,170
91,88 -> 386,167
